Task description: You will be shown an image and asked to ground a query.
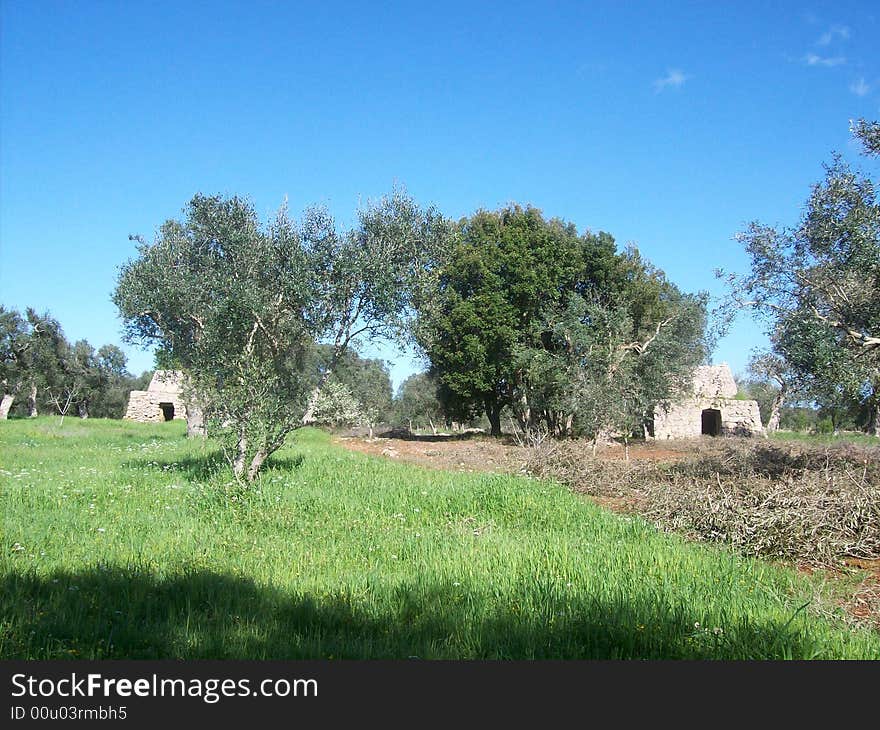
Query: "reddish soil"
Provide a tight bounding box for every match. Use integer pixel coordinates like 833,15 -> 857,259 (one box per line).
334,433 -> 525,474
333,432 -> 689,474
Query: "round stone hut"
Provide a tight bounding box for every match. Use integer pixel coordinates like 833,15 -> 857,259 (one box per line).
652,364 -> 763,439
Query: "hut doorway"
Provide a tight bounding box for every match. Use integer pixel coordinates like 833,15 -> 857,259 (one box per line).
701,408 -> 721,436
159,402 -> 175,421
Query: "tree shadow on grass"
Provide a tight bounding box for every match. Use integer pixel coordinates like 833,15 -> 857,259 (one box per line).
0,567 -> 858,660
121,453 -> 306,483
121,452 -> 229,481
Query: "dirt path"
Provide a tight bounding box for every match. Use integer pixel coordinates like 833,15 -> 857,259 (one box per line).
333,432 -> 690,474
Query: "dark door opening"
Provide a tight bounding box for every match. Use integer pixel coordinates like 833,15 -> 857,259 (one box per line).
701,408 -> 721,436
159,402 -> 175,421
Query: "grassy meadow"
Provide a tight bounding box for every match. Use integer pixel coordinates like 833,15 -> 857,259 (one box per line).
1,417 -> 878,659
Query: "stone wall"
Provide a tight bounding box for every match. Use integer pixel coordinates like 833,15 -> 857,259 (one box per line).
692,364 -> 738,398
124,370 -> 187,423
652,364 -> 763,439
653,397 -> 763,439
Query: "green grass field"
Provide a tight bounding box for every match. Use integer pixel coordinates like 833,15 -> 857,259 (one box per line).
2,417 -> 878,659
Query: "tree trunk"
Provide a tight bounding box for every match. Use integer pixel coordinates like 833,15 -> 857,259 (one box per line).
247,447 -> 269,482
27,383 -> 38,417
429,417 -> 437,436
515,389 -> 531,433
485,400 -> 502,437
232,429 -> 248,480
0,393 -> 14,420
869,399 -> 880,438
186,402 -> 207,438
766,387 -> 785,433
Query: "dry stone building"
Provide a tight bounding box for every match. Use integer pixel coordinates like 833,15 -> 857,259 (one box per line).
652,364 -> 763,439
124,370 -> 187,423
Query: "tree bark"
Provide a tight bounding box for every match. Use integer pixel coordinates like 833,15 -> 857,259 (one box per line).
232,428 -> 248,480
485,399 -> 502,437
27,383 -> 38,417
247,447 -> 269,482
766,386 -> 786,433
0,393 -> 14,420
186,401 -> 207,438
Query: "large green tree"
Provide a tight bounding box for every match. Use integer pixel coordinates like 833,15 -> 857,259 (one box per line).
114,191 -> 449,481
723,120 -> 880,434
414,205 -> 586,435
416,205 -> 706,437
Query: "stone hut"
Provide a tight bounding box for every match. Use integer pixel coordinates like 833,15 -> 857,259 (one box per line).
124,370 -> 187,423
652,364 -> 763,439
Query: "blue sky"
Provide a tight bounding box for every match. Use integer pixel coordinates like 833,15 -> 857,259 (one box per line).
2,1 -> 878,389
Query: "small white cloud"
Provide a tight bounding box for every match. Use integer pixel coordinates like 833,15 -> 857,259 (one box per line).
850,77 -> 871,96
803,53 -> 846,67
653,69 -> 689,92
818,25 -> 850,46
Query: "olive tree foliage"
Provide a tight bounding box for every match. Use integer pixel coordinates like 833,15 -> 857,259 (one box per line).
719,120 -> 880,435
852,118 -> 880,157
1,306 -> 33,418
301,193 -> 453,423
745,350 -> 809,432
306,349 -> 393,437
515,288 -> 706,446
310,345 -> 393,424
114,191 -> 451,482
0,307 -> 68,419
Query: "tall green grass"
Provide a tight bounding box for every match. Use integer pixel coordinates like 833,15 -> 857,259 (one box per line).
1,417 -> 878,659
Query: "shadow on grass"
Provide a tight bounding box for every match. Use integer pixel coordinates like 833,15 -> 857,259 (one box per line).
121,452 -> 306,482
0,567 -> 848,660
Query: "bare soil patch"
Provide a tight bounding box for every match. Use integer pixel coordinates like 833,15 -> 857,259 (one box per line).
333,432 -> 690,474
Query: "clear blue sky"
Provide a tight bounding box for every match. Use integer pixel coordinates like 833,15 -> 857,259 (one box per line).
2,1 -> 878,389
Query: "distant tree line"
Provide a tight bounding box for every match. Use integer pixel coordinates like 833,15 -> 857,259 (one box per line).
0,306 -> 151,420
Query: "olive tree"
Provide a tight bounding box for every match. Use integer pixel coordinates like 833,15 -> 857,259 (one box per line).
0,307 -> 68,419
515,289 -> 706,448
721,120 -> 880,434
114,191 -> 450,481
